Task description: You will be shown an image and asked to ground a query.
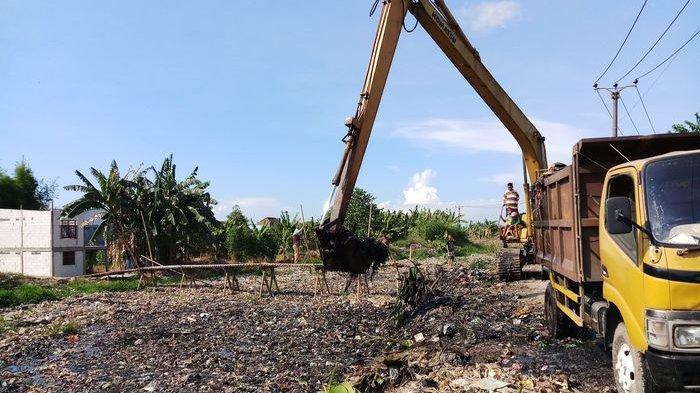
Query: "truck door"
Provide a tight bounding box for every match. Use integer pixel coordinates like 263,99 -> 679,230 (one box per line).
601,169 -> 647,350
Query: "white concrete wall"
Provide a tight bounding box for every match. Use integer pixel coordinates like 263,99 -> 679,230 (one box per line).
23,210 -> 52,248
0,209 -> 23,248
0,251 -> 21,274
52,251 -> 85,277
0,209 -> 52,249
23,251 -> 52,277
0,208 -> 100,277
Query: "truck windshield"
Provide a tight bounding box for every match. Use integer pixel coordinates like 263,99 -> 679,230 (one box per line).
645,153 -> 700,246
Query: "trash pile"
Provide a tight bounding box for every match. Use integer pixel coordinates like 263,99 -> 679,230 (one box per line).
0,261 -> 615,392
346,266 -> 614,392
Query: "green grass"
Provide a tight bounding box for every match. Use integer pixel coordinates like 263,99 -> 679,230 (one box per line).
49,320 -> 80,336
65,279 -> 139,294
0,277 -> 142,309
0,283 -> 61,308
0,317 -> 16,335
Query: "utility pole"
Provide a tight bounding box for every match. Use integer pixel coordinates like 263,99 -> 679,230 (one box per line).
611,89 -> 620,137
455,205 -> 464,225
593,83 -> 634,137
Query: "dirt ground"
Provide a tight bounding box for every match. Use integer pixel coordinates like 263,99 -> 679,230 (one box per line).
0,259 -> 615,392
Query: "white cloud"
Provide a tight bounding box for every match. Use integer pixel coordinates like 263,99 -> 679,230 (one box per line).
377,200 -> 392,209
393,117 -> 591,165
462,1 -> 521,33
484,171 -> 523,185
213,196 -> 280,220
403,169 -> 439,205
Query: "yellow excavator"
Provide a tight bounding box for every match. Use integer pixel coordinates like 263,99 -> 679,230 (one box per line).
315,0 -> 545,278
316,2 -> 700,391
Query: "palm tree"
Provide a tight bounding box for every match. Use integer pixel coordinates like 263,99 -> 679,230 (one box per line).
62,161 -> 142,268
139,155 -> 218,263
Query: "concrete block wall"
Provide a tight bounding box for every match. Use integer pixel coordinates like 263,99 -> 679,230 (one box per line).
23,210 -> 52,248
0,252 -> 21,274
23,251 -> 52,277
0,208 -> 101,277
53,251 -> 85,278
0,209 -> 23,248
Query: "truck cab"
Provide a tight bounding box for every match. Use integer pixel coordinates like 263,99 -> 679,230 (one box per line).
601,150 -> 700,392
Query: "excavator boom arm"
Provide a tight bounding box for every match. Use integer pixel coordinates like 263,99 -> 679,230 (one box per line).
318,0 -> 547,273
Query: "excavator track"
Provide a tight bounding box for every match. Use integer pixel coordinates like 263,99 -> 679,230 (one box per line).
497,247 -> 522,281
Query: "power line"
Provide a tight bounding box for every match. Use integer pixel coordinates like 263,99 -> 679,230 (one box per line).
596,89 -> 613,118
593,0 -> 648,84
620,95 -> 641,134
616,0 -> 692,83
634,85 -> 656,133
636,27 -> 700,80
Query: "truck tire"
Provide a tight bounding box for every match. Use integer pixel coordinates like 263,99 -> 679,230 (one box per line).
612,323 -> 659,393
497,249 -> 522,281
544,283 -> 575,339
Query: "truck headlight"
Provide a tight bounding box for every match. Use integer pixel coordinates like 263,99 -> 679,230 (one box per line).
646,318 -> 669,348
674,326 -> 700,348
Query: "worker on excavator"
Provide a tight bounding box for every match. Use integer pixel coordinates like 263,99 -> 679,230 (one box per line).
502,182 -> 520,217
500,183 -> 522,247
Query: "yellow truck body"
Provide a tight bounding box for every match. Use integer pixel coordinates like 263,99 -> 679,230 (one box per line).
534,134 -> 700,391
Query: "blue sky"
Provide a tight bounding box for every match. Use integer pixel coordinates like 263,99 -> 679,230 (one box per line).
1,0 -> 698,222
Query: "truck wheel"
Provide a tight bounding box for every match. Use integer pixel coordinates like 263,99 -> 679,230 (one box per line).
612,323 -> 659,393
544,283 -> 574,339
497,249 -> 522,281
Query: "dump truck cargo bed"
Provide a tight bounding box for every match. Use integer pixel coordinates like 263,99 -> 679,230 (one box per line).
532,133 -> 700,283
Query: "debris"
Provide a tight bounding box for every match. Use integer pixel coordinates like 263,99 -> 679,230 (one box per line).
441,323 -> 455,337
470,376 -> 510,391
0,259 -> 615,392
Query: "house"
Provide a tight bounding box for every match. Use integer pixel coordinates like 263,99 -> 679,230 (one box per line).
256,217 -> 280,227
0,208 -> 106,277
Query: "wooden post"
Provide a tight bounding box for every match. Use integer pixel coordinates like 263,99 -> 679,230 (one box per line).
259,269 -> 267,297
367,205 -> 372,237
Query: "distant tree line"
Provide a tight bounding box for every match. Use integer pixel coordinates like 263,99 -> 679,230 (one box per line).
0,161 -> 56,210
670,112 -> 700,133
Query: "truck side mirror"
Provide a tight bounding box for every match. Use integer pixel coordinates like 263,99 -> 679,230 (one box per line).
605,197 -> 633,234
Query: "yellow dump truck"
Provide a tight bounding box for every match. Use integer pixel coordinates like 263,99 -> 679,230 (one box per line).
535,134 -> 700,392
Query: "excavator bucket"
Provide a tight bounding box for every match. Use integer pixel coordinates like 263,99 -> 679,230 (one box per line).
314,226 -> 389,274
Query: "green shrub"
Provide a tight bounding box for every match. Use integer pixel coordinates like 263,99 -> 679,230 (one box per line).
0,284 -> 60,308
49,320 -> 79,336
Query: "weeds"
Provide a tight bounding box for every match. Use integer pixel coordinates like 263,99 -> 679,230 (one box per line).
322,368 -> 358,393
49,320 -> 79,336
391,265 -> 430,325
0,284 -> 60,308
0,275 -> 144,309
0,317 -> 16,335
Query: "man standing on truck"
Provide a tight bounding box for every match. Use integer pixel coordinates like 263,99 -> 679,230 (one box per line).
502,182 -> 520,215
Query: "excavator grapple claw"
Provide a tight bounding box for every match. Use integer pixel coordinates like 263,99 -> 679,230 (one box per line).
315,226 -> 389,274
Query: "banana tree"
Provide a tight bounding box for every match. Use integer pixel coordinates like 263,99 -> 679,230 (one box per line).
62,161 -> 143,268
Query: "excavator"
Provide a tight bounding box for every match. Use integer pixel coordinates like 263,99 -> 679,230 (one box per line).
316,2 -> 700,391
315,0 -> 545,278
